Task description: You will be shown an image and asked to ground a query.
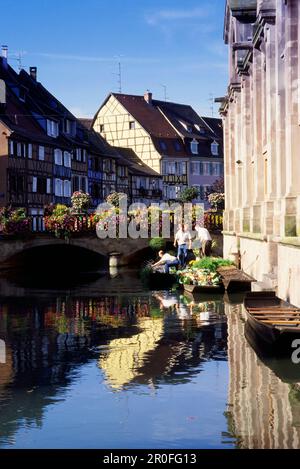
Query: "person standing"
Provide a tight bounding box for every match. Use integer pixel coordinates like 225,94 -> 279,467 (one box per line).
174,224 -> 192,268
195,224 -> 212,258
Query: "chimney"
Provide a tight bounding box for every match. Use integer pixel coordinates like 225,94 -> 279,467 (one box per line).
29,66 -> 37,81
1,45 -> 8,69
1,45 -> 8,59
144,90 -> 152,105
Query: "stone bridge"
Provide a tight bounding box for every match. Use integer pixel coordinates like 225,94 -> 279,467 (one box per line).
0,235 -> 157,269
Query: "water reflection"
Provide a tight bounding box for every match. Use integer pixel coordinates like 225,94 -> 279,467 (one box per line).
225,303 -> 300,449
0,270 -> 300,448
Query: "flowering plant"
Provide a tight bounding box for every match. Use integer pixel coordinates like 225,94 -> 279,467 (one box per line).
208,192 -> 225,211
71,191 -> 91,213
0,207 -> 31,236
106,192 -> 127,208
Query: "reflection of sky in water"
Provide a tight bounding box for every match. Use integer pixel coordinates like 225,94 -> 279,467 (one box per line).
0,273 -> 299,448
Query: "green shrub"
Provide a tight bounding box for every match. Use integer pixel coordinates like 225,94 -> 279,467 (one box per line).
149,237 -> 167,251
191,257 -> 234,272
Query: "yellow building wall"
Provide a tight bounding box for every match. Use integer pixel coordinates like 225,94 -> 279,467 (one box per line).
93,95 -> 161,173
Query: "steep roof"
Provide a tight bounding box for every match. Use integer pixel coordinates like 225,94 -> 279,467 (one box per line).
111,93 -> 178,138
114,147 -> 160,177
78,118 -> 118,158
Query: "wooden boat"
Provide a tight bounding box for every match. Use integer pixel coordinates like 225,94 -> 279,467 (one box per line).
145,271 -> 177,289
244,291 -> 300,347
183,283 -> 224,294
217,265 -> 255,292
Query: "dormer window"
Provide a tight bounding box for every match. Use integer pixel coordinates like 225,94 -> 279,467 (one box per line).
190,139 -> 198,155
159,140 -> 167,152
64,119 -> 74,135
211,140 -> 219,156
174,140 -> 181,151
19,86 -> 26,102
47,120 -> 59,138
100,124 -> 105,133
129,121 -> 135,130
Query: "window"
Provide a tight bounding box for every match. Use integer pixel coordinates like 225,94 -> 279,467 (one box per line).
64,151 -> 71,168
100,124 -> 105,133
64,180 -> 71,197
176,162 -> 187,175
9,140 -> 14,156
37,177 -> 47,194
76,148 -> 86,162
159,140 -> 167,152
47,120 -> 59,138
211,140 -> 219,156
55,179 -> 63,197
9,174 -> 24,193
174,140 -> 182,151
64,119 -> 74,135
191,162 -> 200,175
190,139 -> 198,155
47,178 -> 51,194
19,86 -> 26,102
80,177 -> 87,193
72,176 -> 80,192
129,121 -> 135,130
54,149 -> 62,165
32,176 -> 37,193
28,143 -> 32,159
38,146 -> 45,161
192,185 -> 200,199
17,143 -> 22,157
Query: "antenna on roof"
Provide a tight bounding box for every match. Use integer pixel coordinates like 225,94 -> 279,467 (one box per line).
113,55 -> 123,93
160,84 -> 169,102
10,50 -> 26,72
208,93 -> 215,117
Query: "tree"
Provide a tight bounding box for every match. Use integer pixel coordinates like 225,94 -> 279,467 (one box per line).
179,187 -> 199,203
206,177 -> 224,197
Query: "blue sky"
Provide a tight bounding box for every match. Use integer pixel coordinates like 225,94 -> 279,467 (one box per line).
3,0 -> 228,118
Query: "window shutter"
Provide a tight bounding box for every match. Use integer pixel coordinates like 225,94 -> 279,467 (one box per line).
10,140 -> 14,156
28,143 -> 32,159
39,146 -> 45,161
46,178 -> 51,194
64,151 -> 71,168
47,120 -> 51,136
32,176 -> 37,193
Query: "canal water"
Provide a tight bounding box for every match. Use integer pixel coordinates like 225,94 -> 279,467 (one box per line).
0,269 -> 300,449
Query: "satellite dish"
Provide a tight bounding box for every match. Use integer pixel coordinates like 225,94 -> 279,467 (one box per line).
0,79 -> 6,105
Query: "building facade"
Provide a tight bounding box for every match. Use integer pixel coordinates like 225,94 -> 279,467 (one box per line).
92,92 -> 223,204
221,0 -> 300,306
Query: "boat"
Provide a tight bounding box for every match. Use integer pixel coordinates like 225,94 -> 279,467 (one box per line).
141,269 -> 177,289
217,265 -> 255,292
183,283 -> 224,294
244,291 -> 300,347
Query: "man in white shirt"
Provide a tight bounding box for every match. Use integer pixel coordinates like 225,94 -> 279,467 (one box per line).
194,225 -> 212,258
152,250 -> 179,274
174,224 -> 192,268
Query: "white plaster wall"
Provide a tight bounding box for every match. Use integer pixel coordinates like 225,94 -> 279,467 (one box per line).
278,244 -> 300,308
223,234 -> 239,261
239,237 -> 277,282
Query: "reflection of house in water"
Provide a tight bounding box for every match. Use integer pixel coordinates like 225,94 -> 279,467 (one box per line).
99,298 -> 227,391
226,304 -> 300,449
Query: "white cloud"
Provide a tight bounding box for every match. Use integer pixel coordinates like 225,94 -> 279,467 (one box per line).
145,7 -> 209,25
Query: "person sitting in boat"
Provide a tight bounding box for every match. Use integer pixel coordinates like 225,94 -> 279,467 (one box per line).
194,224 -> 212,258
152,251 -> 179,274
